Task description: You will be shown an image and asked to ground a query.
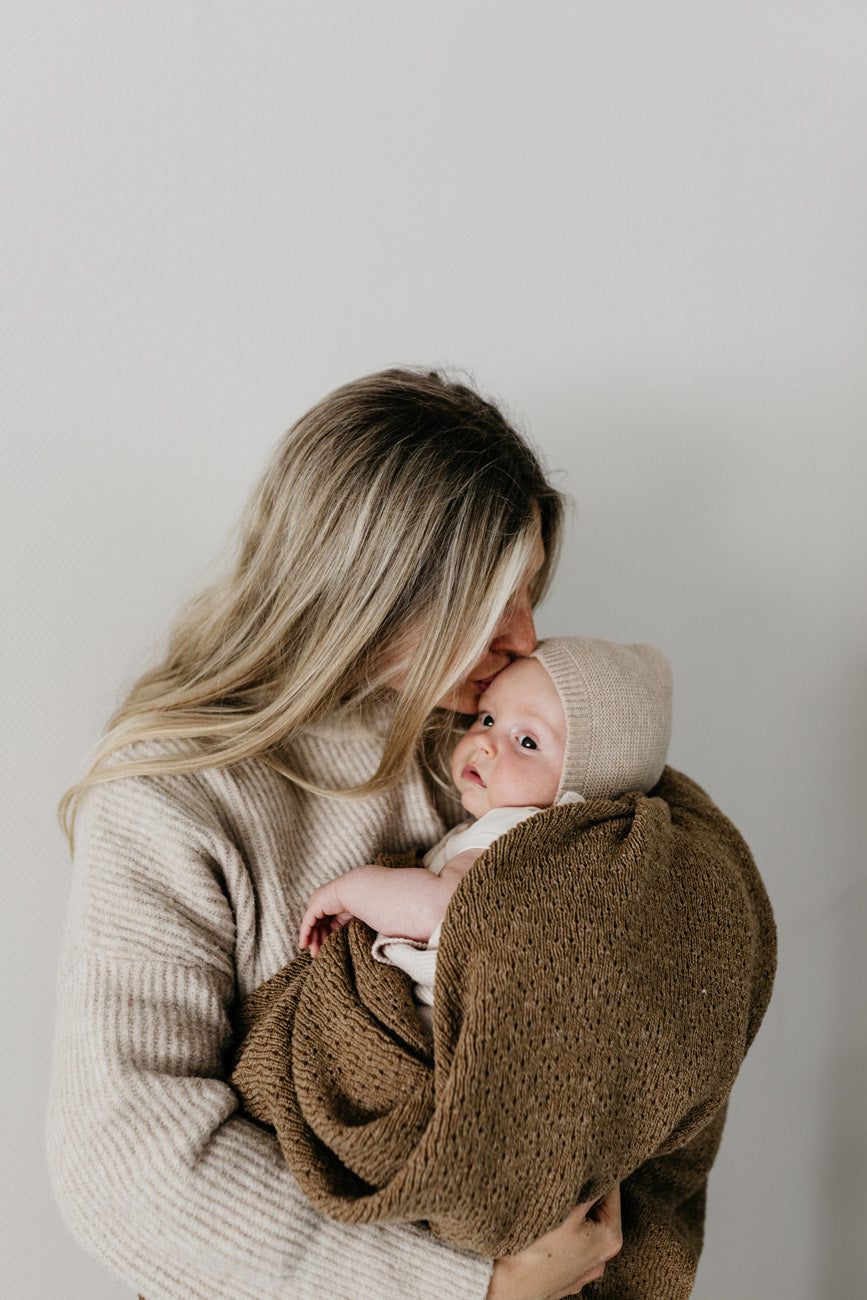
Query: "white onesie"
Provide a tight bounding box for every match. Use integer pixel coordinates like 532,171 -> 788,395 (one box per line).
371,796 -> 583,1032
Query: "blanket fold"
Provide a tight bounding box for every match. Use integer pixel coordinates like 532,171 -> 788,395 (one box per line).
231,768 -> 775,1291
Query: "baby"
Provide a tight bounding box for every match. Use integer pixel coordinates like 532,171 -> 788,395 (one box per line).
300,636 -> 672,1027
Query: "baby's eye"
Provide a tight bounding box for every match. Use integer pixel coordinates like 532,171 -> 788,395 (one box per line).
518,734 -> 538,750
480,713 -> 494,728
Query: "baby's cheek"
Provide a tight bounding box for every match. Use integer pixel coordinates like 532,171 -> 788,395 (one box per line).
450,740 -> 469,781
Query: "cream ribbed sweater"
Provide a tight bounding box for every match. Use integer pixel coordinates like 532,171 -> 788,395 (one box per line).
47,712 -> 494,1300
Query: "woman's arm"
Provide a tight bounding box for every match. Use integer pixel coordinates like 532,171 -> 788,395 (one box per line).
47,773 -> 494,1300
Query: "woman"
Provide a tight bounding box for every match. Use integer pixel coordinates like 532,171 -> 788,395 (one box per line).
49,369 -> 621,1300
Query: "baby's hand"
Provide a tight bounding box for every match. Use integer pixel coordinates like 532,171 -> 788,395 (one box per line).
299,859 -> 467,954
298,879 -> 354,957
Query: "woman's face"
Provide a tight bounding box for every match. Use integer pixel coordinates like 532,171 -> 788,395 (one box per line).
435,526 -> 545,714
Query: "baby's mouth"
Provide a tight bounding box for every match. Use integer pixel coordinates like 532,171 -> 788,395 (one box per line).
462,765 -> 486,788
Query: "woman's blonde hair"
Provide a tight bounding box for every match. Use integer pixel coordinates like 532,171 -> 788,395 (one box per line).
59,368 -> 565,846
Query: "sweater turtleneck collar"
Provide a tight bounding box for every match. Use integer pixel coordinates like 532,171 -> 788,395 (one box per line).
291,691 -> 398,744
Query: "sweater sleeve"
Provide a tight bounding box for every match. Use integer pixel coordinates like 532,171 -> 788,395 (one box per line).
46,773 -> 493,1300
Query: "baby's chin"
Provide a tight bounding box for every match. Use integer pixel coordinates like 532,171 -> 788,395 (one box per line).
460,788 -> 490,819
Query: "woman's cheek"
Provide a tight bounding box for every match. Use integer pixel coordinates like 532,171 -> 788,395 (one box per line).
436,682 -> 478,713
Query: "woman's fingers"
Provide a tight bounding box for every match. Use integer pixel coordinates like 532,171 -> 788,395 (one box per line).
486,1184 -> 622,1300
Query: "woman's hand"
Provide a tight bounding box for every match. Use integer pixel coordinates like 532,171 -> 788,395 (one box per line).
486,1186 -> 622,1300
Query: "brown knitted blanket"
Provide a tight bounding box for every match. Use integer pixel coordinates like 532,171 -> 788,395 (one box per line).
231,768 -> 775,1296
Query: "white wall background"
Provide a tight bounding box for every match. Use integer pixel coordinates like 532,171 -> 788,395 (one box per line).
3,2 -> 865,1296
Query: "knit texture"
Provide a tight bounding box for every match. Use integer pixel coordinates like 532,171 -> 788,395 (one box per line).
47,720 -> 495,1300
231,767 -> 776,1294
531,637 -> 673,799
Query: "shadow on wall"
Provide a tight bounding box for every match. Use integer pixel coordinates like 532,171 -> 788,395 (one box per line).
818,654 -> 867,1299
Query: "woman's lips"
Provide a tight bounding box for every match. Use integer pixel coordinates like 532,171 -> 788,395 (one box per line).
470,655 -> 511,698
461,766 -> 486,788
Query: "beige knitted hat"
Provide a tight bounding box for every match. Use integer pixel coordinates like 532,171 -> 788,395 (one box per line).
531,637 -> 672,800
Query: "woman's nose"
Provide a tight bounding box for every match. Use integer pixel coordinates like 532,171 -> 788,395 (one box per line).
490,591 -> 537,658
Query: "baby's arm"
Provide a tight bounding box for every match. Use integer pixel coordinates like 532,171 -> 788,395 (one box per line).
299,849 -> 480,957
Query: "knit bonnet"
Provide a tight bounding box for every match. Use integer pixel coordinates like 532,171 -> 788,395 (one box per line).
531,637 -> 672,801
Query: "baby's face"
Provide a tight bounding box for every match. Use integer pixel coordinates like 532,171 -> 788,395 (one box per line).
451,656 -> 566,819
